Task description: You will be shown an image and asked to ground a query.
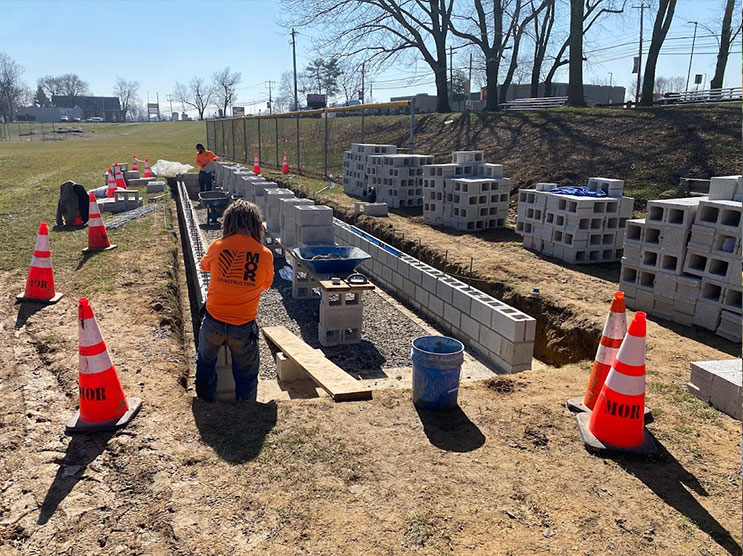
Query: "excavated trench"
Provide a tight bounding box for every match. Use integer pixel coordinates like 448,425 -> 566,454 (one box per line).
269,176 -> 602,367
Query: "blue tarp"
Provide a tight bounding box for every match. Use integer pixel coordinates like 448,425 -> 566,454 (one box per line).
549,186 -> 607,197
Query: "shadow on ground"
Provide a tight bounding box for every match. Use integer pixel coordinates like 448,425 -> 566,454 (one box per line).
37,431 -> 116,525
191,398 -> 277,463
616,440 -> 742,556
415,405 -> 486,453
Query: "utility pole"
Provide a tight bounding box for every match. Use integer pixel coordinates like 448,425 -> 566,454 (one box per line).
361,62 -> 365,103
467,51 -> 473,111
608,72 -> 613,104
449,46 -> 453,100
156,92 -> 161,121
166,94 -> 174,120
266,81 -> 275,114
291,28 -> 299,111
632,4 -> 649,104
685,21 -> 698,91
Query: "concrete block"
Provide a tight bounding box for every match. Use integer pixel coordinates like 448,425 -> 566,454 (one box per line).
694,299 -> 722,331
415,285 -> 430,307
295,205 -> 333,226
491,305 -> 532,343
460,313 -> 480,341
296,224 -> 335,246
443,302 -> 462,330
709,176 -> 740,201
428,294 -> 444,318
435,277 -> 455,305
717,311 -> 742,343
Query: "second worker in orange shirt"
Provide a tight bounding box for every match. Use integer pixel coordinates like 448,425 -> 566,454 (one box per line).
197,200 -> 274,402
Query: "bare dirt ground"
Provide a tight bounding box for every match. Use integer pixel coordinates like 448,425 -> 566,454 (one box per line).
1,197 -> 740,556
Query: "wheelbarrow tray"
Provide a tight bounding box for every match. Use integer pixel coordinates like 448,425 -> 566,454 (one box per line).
198,191 -> 231,209
292,245 -> 371,274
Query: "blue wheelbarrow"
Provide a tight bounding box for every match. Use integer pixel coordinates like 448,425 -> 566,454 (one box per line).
198,191 -> 231,225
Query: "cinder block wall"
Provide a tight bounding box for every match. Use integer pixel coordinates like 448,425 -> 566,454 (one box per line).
335,219 -> 536,373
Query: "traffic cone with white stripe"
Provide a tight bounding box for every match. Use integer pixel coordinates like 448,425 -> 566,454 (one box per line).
253,153 -> 261,175
83,193 -> 116,252
16,223 -> 63,304
66,298 -> 142,432
114,163 -> 127,189
576,312 -> 656,454
567,292 -> 626,413
281,152 -> 289,174
131,155 -> 139,173
143,158 -> 152,178
106,168 -> 117,198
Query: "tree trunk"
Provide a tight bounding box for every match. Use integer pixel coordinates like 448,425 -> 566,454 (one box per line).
710,0 -> 736,90
531,0 -> 554,98
434,63 -> 451,112
641,0 -> 676,106
484,53 -> 500,111
567,0 -> 585,107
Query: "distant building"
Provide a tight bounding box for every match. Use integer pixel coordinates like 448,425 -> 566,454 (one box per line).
483,82 -> 626,105
52,95 -> 123,122
16,105 -> 82,122
389,93 -> 437,113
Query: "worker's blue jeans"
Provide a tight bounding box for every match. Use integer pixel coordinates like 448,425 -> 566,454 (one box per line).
196,313 -> 260,402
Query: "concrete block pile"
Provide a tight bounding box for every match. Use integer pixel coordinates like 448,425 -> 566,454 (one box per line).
343,143 -> 398,198
620,176 -> 742,342
423,151 -> 511,230
516,178 -> 633,263
688,359 -> 741,420
335,220 -> 536,373
366,153 -> 433,208
98,189 -> 143,213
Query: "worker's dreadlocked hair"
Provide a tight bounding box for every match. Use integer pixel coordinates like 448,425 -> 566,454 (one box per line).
222,200 -> 263,242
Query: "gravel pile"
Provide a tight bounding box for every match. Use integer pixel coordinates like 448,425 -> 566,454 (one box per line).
193,200 -> 428,379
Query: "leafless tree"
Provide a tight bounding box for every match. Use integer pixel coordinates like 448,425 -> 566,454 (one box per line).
280,0 -> 455,112
709,0 -> 741,89
128,101 -> 147,122
567,0 -> 586,106
59,73 -> 89,98
542,0 -> 625,97
640,0 -> 676,106
338,61 -> 364,104
114,78 -> 140,121
174,77 -> 214,120
213,67 -> 241,118
38,75 -> 64,99
530,0 -> 556,97
0,53 -> 26,122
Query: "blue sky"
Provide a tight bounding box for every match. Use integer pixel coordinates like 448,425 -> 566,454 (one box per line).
1,0 -> 740,116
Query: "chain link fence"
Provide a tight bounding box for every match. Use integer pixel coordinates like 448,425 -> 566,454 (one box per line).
205,101 -> 416,179
0,121 -> 70,142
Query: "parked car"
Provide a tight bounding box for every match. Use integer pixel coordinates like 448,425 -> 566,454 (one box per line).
87,117 -> 104,123
60,116 -> 69,122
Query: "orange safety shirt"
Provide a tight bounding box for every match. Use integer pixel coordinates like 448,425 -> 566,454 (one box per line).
200,234 -> 274,325
196,149 -> 219,170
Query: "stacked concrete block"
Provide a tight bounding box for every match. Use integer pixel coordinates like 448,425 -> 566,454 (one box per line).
146,181 -> 165,193
239,174 -> 269,203
688,359 -> 742,420
279,198 -> 315,248
619,182 -> 742,342
709,175 -> 743,202
318,290 -> 363,346
365,154 -> 433,208
517,179 -> 633,263
98,189 -> 143,213
333,219 -> 536,373
253,182 -> 279,216
422,151 -> 511,231
264,188 -> 295,234
294,205 -> 335,247
125,170 -> 140,181
354,202 -> 389,216
343,143 -> 399,198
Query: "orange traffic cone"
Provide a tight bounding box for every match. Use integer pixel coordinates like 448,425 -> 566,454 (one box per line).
281,152 -> 289,174
253,153 -> 261,175
66,298 -> 142,432
576,312 -> 656,454
143,158 -> 152,178
106,169 -> 117,198
567,292 -> 626,413
83,193 -> 116,253
71,210 -> 83,226
16,222 -> 63,304
114,163 -> 127,189
131,155 -> 139,173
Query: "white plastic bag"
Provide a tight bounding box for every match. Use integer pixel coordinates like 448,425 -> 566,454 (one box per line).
150,159 -> 194,178
278,265 -> 294,281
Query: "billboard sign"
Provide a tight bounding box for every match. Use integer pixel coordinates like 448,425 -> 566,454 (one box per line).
233,106 -> 245,117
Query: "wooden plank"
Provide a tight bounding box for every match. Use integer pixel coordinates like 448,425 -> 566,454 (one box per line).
262,326 -> 372,401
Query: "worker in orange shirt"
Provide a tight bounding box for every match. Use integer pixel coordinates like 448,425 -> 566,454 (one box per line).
197,200 -> 274,402
196,143 -> 219,192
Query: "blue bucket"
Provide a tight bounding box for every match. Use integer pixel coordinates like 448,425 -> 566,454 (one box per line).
411,336 -> 465,411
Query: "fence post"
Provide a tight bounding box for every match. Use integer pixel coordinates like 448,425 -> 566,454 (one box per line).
221,120 -> 226,158
295,116 -> 300,172
242,118 -> 248,162
257,118 -> 262,166
409,101 -> 415,153
323,110 -> 328,178
274,117 -> 279,169
360,108 -> 365,142
231,118 -> 236,161
41,122 -> 45,141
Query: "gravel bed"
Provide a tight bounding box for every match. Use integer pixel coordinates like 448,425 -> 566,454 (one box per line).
192,200 -> 428,380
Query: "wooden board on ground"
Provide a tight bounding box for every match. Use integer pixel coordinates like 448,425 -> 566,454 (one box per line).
262,326 -> 373,401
